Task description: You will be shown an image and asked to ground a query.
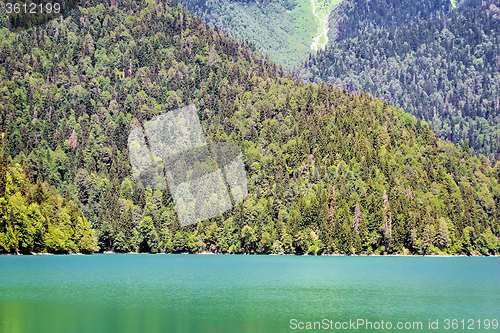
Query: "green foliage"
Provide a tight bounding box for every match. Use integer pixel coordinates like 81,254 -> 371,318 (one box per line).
0,163 -> 96,254
133,216 -> 160,253
114,231 -> 130,252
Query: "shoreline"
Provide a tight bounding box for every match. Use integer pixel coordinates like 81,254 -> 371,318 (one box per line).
1,251 -> 498,257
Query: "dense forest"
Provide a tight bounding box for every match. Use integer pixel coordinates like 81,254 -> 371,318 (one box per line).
0,146 -> 95,254
299,2 -> 500,161
326,0 -> 496,43
327,0 -> 453,43
0,0 -> 499,255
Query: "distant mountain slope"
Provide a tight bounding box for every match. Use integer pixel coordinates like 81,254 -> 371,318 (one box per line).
326,0 -> 496,44
298,2 -> 500,160
328,0 -> 453,43
176,0 -> 483,69
0,0 -> 499,255
179,0 -> 341,68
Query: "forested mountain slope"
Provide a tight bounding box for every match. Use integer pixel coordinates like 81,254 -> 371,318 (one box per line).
169,0 -> 487,69
328,0 -> 453,43
326,0 -> 495,44
0,0 -> 499,255
299,2 -> 500,160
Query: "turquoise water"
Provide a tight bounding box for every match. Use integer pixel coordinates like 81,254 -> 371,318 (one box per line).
0,255 -> 499,333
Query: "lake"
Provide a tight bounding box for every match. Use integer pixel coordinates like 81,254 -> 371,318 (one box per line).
0,255 -> 499,333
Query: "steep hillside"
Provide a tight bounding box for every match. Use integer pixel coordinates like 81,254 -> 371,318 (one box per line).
326,0 -> 496,44
327,0 -> 453,43
173,0 -> 484,69
299,2 -> 500,160
180,0 -> 341,68
0,150 -> 95,254
0,0 -> 499,255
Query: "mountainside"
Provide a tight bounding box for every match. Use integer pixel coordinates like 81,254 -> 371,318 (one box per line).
327,0 -> 453,43
326,0 -> 497,44
180,0 -> 341,68
0,0 -> 500,255
299,2 -> 500,160
176,0 -> 486,70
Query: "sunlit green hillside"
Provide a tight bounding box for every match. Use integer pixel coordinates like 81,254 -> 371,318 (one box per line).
180,0 -> 341,68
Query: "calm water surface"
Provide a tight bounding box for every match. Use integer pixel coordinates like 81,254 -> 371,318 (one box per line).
0,255 -> 499,333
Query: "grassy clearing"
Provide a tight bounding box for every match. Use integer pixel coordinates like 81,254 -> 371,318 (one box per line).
288,0 -> 318,50
188,0 -> 343,68
289,0 -> 342,52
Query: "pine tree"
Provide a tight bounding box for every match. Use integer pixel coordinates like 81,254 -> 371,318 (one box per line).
420,225 -> 435,255
138,216 -> 159,253
383,190 -> 392,253
358,214 -> 369,253
114,231 -> 130,253
438,218 -> 450,249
